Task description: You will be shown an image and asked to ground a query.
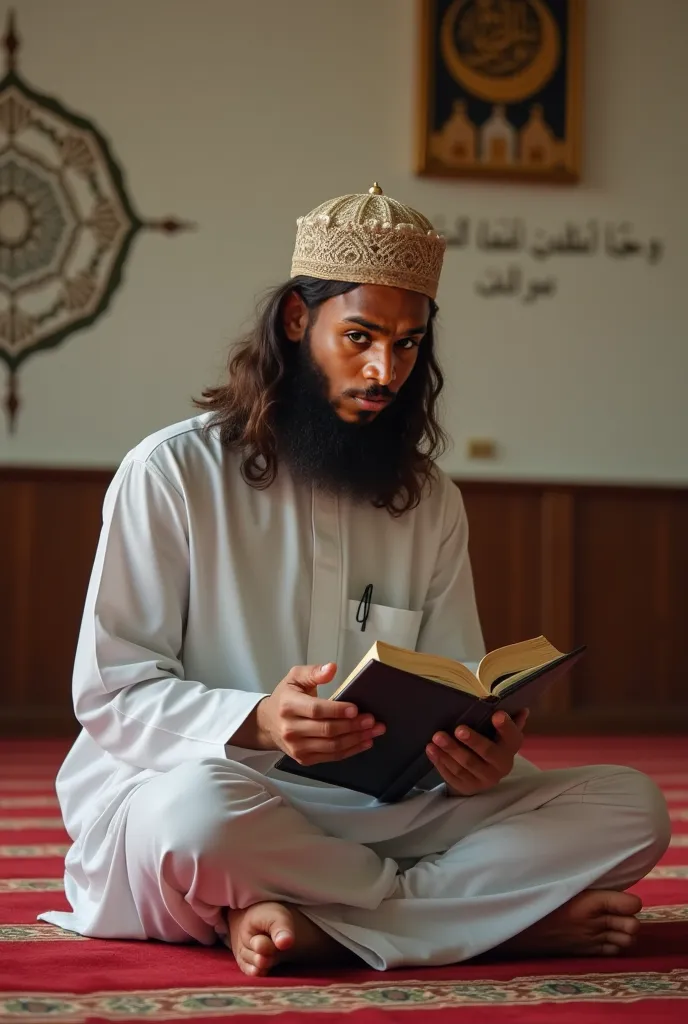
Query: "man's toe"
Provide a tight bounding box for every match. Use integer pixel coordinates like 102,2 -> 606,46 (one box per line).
250,933 -> 277,956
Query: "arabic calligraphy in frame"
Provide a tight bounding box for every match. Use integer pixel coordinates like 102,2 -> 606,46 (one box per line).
416,0 -> 584,183
0,12 -> 194,433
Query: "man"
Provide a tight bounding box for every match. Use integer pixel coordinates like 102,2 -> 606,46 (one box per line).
42,184 -> 669,974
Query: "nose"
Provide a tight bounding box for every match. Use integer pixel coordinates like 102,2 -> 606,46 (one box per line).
362,343 -> 395,387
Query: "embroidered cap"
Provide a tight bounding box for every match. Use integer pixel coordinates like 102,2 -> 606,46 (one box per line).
290,183 -> 446,300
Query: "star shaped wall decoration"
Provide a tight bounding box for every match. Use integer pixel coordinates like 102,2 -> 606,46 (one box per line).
0,10 -> 194,432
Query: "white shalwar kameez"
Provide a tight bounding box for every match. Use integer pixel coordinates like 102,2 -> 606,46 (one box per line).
41,415 -> 670,969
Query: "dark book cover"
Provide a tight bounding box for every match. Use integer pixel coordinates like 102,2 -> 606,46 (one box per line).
274,647 -> 585,802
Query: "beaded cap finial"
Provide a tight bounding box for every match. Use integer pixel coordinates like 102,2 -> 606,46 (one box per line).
291,187 -> 446,299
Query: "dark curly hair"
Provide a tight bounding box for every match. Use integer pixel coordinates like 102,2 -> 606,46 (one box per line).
195,277 -> 447,515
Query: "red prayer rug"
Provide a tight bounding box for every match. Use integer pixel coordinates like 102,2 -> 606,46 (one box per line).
0,737 -> 686,1023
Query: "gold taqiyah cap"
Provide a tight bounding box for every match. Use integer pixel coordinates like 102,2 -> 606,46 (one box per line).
291,183 -> 446,300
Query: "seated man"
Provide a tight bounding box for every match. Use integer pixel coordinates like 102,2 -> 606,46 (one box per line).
42,184 -> 670,975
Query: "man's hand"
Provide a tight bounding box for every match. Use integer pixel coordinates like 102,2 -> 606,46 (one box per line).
252,663 -> 385,765
425,709 -> 529,797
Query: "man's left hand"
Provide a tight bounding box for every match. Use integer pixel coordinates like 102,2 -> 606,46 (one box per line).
426,709 -> 529,797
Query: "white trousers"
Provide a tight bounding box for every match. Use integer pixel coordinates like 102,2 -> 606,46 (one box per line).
122,757 -> 670,970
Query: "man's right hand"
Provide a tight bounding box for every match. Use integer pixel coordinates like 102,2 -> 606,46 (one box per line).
253,663 -> 385,765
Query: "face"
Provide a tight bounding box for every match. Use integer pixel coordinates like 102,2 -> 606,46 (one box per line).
282,284 -> 431,424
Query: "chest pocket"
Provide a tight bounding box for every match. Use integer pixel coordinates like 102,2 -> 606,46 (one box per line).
330,599 -> 423,696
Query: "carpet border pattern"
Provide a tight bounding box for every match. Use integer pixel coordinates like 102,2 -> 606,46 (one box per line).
1,970 -> 688,1020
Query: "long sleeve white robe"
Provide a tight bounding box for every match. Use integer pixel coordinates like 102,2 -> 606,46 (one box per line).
41,413 -> 486,939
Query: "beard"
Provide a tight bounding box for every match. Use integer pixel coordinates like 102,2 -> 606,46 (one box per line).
273,333 -> 412,504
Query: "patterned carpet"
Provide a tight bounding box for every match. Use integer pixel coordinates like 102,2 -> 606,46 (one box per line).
0,737 -> 686,1023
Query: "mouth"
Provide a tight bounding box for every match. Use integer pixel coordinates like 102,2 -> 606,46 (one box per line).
352,395 -> 393,412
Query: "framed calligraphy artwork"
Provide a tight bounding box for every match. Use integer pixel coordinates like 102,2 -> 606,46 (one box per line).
415,0 -> 584,183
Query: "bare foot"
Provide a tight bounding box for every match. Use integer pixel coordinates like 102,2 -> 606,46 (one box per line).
497,890 -> 643,959
225,901 -> 355,977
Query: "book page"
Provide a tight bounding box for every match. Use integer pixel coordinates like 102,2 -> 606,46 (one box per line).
477,636 -> 564,691
330,641 -> 485,699
375,643 -> 484,695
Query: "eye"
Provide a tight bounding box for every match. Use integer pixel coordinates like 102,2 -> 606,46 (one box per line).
345,331 -> 370,345
396,337 -> 420,351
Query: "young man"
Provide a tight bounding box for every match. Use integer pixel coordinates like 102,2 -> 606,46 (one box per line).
42,185 -> 669,974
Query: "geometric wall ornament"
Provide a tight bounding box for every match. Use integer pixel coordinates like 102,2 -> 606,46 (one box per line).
0,11 -> 194,433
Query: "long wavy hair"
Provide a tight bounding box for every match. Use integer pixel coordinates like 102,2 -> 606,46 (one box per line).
195,277 -> 447,515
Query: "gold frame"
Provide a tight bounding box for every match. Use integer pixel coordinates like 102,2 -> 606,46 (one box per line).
415,0 -> 585,184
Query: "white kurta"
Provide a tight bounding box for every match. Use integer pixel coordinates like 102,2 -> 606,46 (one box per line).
41,414 -> 670,965
41,412 -> 485,938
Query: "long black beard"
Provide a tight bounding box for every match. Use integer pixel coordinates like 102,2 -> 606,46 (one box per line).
274,336 -> 411,504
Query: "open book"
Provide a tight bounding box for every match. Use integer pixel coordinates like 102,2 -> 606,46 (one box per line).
332,634 -> 572,700
275,635 -> 585,802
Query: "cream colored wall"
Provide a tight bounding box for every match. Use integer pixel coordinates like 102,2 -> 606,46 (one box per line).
0,0 -> 686,482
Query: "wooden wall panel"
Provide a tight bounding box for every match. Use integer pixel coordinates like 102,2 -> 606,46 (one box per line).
0,470 -> 110,736
664,495 -> 688,704
1,468 -> 687,736
460,481 -> 688,733
460,485 -> 543,653
537,490 -> 576,716
569,487 -> 688,731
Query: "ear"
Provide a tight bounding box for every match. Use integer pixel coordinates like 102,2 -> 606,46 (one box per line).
282,291 -> 309,343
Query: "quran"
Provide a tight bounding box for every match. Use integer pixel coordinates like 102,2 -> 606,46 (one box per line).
274,636 -> 585,802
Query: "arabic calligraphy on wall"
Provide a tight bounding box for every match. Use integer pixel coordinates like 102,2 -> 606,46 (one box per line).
434,216 -> 665,303
416,0 -> 584,183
